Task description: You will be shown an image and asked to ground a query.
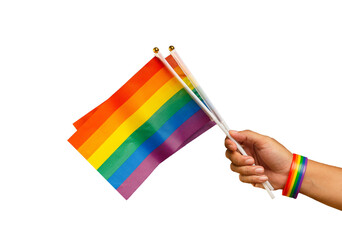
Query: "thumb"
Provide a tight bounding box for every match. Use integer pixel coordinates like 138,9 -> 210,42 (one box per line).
229,130 -> 265,145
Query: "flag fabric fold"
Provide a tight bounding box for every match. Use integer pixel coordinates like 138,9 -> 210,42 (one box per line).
69,55 -> 215,199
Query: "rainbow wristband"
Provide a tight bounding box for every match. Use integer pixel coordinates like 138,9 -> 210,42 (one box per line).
282,154 -> 308,199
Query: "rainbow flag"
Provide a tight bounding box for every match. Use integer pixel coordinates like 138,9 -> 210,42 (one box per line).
68,55 -> 215,199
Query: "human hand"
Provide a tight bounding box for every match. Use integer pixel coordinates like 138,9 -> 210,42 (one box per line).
225,130 -> 293,190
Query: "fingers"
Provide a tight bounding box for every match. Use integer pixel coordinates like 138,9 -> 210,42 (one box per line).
225,149 -> 254,166
225,130 -> 266,156
225,130 -> 269,186
228,130 -> 265,146
239,174 -> 268,184
230,163 -> 268,184
252,183 -> 265,189
224,137 -> 237,151
230,164 -> 265,176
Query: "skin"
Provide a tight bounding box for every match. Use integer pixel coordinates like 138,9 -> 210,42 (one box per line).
225,130 -> 342,210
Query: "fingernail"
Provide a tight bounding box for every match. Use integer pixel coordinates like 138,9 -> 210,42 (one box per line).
259,176 -> 268,181
245,158 -> 254,164
255,167 -> 264,174
230,130 -> 238,134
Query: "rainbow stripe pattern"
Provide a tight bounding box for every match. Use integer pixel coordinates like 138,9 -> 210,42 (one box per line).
282,154 -> 308,198
68,56 -> 214,199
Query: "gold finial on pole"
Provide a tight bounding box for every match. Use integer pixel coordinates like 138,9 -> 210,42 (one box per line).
153,47 -> 159,53
169,45 -> 175,51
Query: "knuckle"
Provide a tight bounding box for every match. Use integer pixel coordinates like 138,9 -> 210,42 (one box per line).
225,150 -> 231,159
243,166 -> 253,175
243,129 -> 252,134
239,174 -> 247,183
266,136 -> 274,142
256,176 -> 267,183
224,138 -> 229,148
241,167 -> 247,175
269,136 -> 280,145
236,157 -> 244,166
224,137 -> 229,148
251,176 -> 258,182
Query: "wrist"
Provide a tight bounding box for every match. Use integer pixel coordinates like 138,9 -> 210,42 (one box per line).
282,154 -> 308,198
298,159 -> 314,195
278,152 -> 293,191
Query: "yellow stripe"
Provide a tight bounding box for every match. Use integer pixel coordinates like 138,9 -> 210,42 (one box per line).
287,154 -> 300,195
183,76 -> 195,90
77,67 -> 174,158
173,66 -> 195,90
87,77 -> 183,169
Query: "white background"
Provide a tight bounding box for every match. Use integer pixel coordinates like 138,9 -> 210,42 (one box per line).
1,1 -> 341,239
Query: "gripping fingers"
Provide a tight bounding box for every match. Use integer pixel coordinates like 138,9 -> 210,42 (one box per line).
224,138 -> 237,151
239,174 -> 268,184
230,163 -> 268,184
230,164 -> 265,176
225,150 -> 255,166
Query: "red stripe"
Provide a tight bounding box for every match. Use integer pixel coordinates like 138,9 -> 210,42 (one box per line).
73,107 -> 99,129
73,55 -> 178,130
282,154 -> 297,196
166,55 -> 178,68
68,57 -> 164,149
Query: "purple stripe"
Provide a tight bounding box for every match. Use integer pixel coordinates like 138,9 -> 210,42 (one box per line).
116,110 -> 214,199
177,121 -> 215,150
294,157 -> 308,198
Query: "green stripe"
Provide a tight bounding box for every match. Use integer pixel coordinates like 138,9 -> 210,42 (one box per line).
98,89 -> 193,179
192,88 -> 203,101
290,156 -> 304,197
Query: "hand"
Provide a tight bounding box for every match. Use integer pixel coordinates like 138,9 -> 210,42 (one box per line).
225,130 -> 293,190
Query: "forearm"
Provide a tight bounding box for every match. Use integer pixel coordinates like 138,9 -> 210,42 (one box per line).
299,160 -> 342,210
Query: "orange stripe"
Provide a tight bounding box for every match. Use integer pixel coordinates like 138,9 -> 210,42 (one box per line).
173,66 -> 186,80
72,56 -> 183,131
77,67 -> 175,159
68,57 -> 164,149
287,154 -> 301,196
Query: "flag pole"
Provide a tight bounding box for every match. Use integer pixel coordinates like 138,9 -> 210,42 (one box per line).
153,47 -> 274,199
169,46 -> 224,124
169,46 -> 274,192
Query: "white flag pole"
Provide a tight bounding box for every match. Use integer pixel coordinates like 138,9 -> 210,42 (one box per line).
169,46 -> 224,123
153,47 -> 274,199
169,46 -> 275,192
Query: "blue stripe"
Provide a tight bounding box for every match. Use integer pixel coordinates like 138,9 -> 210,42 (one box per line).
107,100 -> 201,189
